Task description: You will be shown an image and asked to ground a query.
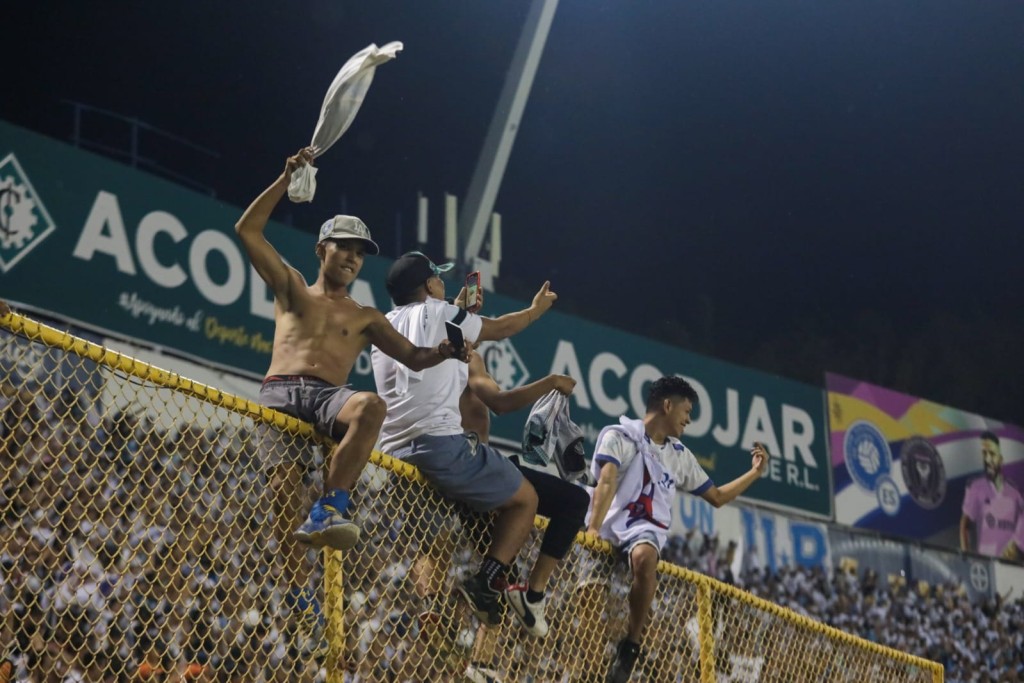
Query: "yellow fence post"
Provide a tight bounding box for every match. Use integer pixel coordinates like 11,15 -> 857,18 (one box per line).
324,549 -> 345,683
697,579 -> 716,683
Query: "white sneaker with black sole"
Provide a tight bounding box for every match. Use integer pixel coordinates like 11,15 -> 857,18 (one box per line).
503,585 -> 549,638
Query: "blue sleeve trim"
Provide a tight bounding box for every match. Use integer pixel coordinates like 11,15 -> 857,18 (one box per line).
594,454 -> 621,468
691,479 -> 714,496
451,308 -> 468,325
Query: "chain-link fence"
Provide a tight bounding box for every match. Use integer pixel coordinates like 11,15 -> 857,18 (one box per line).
0,311 -> 943,682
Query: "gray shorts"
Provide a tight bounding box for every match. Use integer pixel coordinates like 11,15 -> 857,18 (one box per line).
392,434 -> 524,513
257,374 -> 358,470
623,531 -> 662,573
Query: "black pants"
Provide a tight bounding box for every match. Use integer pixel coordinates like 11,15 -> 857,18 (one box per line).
513,456 -> 590,560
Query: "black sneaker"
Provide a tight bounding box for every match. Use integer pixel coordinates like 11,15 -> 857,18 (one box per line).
456,573 -> 503,627
606,639 -> 640,683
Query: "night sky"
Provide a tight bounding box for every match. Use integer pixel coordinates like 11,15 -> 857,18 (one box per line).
5,1 -> 1023,421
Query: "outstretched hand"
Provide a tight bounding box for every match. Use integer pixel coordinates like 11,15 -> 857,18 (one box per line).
751,442 -> 770,474
530,281 -> 557,318
283,147 -> 316,180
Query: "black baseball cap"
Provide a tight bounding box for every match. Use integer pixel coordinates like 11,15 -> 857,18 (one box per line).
385,252 -> 454,299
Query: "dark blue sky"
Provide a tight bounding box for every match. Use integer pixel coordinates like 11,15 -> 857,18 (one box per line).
6,1 -> 1023,421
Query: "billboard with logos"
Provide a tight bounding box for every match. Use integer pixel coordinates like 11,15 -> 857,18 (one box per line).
827,372 -> 1024,560
0,120 -> 832,518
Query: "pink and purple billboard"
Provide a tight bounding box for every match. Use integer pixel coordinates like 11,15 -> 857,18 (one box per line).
827,373 -> 1024,562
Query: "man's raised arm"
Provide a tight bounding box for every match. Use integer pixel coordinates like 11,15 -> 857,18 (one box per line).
477,281 -> 557,342
699,443 -> 768,509
235,148 -> 314,307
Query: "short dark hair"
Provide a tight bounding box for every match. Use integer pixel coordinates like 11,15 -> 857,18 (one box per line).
980,430 -> 1000,446
646,376 -> 699,412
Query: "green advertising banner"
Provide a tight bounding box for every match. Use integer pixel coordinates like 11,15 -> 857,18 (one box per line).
0,120 -> 831,518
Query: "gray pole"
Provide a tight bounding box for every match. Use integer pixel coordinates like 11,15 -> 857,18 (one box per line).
459,0 -> 559,266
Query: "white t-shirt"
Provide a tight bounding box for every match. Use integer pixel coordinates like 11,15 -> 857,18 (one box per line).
589,423 -> 712,551
372,297 -> 483,454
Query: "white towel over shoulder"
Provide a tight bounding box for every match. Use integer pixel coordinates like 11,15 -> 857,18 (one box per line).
289,41 -> 404,203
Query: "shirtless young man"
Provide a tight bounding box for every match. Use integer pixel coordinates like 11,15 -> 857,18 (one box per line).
236,147 -> 463,561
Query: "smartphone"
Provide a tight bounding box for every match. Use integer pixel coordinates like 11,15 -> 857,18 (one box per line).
445,320 -> 465,351
464,271 -> 482,313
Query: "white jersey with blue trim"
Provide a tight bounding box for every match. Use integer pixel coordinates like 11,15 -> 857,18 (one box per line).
588,418 -> 712,551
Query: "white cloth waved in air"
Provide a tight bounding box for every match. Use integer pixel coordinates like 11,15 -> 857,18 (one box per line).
289,41 -> 404,203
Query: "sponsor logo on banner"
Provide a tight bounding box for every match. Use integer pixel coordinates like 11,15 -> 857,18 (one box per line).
479,339 -> 530,390
969,561 -> 990,593
843,420 -> 892,491
899,436 -> 946,509
875,476 -> 901,516
828,372 -> 1024,556
0,153 -> 57,273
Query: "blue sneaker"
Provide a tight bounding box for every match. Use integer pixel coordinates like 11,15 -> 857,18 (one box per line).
293,501 -> 360,550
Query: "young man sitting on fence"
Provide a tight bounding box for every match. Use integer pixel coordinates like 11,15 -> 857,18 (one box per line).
235,149 -> 465,655
586,376 -> 768,683
370,252 -> 556,629
458,346 -> 589,638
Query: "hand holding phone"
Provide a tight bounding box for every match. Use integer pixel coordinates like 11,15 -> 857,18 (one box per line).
445,321 -> 465,351
464,271 -> 482,313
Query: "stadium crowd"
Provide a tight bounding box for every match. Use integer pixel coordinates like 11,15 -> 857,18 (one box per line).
662,532 -> 1024,682
1,331 -> 1023,682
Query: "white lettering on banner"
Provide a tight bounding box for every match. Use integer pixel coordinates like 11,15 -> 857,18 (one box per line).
548,340 -> 820,473
189,231 -> 245,306
136,211 -> 187,287
73,191 -> 137,274
550,340 -> 591,409
589,352 -> 629,415
118,291 -> 203,330
741,395 -> 781,455
72,189 -> 378,322
782,404 -> 815,466
711,388 -> 740,445
354,349 -> 373,376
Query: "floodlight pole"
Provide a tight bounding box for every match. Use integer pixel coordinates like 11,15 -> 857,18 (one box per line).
458,0 -> 559,279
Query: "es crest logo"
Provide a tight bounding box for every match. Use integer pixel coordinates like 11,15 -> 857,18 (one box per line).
478,339 -> 530,390
0,153 -> 56,273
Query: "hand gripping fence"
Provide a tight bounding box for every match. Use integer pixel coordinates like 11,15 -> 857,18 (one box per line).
0,310 -> 943,682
